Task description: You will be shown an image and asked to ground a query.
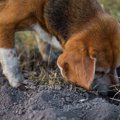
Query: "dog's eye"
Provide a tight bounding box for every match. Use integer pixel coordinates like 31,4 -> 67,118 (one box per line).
95,71 -> 105,78
95,71 -> 105,75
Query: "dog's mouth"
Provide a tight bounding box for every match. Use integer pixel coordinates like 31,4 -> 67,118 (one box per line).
91,69 -> 110,95
92,69 -> 120,96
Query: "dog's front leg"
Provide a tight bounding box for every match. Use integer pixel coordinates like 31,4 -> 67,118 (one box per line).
32,24 -> 59,64
0,28 -> 24,87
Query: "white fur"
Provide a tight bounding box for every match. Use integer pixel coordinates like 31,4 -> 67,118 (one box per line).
32,24 -> 62,50
51,36 -> 62,50
0,48 -> 24,87
33,32 -> 49,61
32,23 -> 52,43
57,62 -> 65,78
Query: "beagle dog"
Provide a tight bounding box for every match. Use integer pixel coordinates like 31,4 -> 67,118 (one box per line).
0,0 -> 120,94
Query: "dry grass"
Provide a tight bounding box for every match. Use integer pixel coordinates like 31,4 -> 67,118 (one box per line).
15,32 -> 65,86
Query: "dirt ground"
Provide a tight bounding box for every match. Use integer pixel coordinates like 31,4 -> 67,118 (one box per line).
0,67 -> 120,120
0,46 -> 120,120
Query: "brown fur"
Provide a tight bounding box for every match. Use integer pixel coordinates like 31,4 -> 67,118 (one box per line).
0,0 -> 120,92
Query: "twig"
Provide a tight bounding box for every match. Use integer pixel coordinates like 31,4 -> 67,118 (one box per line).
110,98 -> 120,102
110,84 -> 120,87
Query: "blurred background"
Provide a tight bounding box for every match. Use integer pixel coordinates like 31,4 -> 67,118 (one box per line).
14,0 -> 120,85
99,0 -> 120,21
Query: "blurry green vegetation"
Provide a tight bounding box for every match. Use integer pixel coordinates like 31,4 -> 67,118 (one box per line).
15,31 -> 37,49
98,0 -> 120,21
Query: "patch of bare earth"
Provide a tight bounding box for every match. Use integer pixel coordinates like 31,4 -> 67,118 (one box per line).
0,40 -> 120,120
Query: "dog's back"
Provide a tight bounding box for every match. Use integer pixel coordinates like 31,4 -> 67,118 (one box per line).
44,0 -> 104,40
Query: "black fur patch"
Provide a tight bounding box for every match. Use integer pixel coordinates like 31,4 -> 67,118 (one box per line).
44,0 -> 102,40
45,0 -> 70,39
68,0 -> 102,25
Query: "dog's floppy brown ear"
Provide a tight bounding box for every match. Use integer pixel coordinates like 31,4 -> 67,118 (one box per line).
57,51 -> 96,90
75,55 -> 96,89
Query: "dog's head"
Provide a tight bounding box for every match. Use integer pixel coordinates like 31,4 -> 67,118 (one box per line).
57,27 -> 120,93
57,39 -> 96,90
